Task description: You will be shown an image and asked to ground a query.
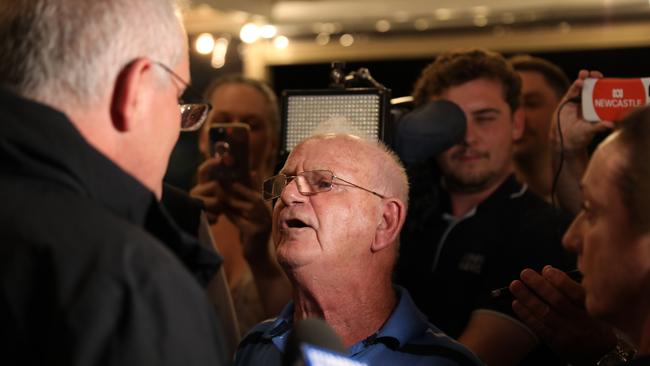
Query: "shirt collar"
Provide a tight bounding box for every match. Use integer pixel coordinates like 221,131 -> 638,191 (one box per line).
262,301 -> 295,351
262,286 -> 427,354
351,286 -> 427,352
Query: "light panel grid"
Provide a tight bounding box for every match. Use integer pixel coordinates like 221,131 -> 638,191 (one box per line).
284,94 -> 381,151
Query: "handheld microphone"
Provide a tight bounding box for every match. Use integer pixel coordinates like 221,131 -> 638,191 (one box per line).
394,99 -> 467,164
282,318 -> 366,366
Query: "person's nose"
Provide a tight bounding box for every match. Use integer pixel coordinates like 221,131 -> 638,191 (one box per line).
279,176 -> 307,206
462,119 -> 479,147
562,214 -> 583,254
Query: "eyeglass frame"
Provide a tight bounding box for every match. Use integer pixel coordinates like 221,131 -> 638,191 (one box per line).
153,61 -> 212,132
263,169 -> 386,201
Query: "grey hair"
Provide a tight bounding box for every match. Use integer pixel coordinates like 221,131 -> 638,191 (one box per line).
0,0 -> 187,109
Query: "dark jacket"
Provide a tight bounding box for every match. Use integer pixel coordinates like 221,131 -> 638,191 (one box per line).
0,89 -> 228,365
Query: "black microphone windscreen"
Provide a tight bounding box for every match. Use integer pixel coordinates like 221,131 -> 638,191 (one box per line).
395,99 -> 466,164
282,318 -> 346,366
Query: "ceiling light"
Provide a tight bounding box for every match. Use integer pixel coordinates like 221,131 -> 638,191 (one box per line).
195,33 -> 215,55
414,18 -> 430,31
339,34 -> 354,47
260,24 -> 277,39
211,37 -> 229,69
316,33 -> 331,46
239,23 -> 260,44
274,35 -> 289,49
473,15 -> 488,27
375,20 -> 391,33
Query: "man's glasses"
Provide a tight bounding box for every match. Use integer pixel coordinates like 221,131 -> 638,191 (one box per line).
154,61 -> 212,132
262,169 -> 385,200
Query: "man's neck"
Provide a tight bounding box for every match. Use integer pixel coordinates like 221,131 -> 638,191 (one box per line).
446,174 -> 510,217
513,146 -> 552,200
290,272 -> 396,348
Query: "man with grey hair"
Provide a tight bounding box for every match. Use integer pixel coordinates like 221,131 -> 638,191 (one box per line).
0,1 -> 227,365
234,133 -> 483,366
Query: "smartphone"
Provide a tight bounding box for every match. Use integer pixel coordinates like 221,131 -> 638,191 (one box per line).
581,77 -> 650,122
208,122 -> 251,186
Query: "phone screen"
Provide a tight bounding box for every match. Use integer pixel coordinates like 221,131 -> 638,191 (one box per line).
208,122 -> 251,186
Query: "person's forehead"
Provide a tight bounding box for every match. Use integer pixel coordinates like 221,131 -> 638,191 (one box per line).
439,78 -> 509,112
583,139 -> 624,197
287,137 -> 370,173
518,71 -> 555,94
442,78 -> 505,99
211,84 -> 269,112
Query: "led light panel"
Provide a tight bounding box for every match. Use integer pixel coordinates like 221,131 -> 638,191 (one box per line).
281,88 -> 390,153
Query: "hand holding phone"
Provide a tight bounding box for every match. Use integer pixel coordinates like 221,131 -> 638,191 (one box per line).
208,122 -> 251,187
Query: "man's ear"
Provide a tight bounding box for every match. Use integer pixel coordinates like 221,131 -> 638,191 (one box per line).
110,58 -> 153,132
371,198 -> 406,253
512,107 -> 525,141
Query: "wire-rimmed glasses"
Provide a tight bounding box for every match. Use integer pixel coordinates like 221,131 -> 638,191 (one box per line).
263,169 -> 385,200
154,61 -> 212,132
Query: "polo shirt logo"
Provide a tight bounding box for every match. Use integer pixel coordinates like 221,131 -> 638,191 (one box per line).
458,253 -> 484,274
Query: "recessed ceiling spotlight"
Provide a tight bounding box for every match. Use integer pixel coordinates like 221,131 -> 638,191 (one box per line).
273,35 -> 289,49
473,15 -> 488,27
211,37 -> 229,69
414,18 -> 430,31
375,19 -> 391,32
195,33 -> 215,55
239,23 -> 260,44
339,34 -> 354,47
316,33 -> 330,46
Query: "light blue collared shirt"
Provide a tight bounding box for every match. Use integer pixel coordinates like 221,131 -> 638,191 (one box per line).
234,286 -> 483,366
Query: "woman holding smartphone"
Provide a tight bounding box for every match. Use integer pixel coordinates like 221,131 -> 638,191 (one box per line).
192,75 -> 291,335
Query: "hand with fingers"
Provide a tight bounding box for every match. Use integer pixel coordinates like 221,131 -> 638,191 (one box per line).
509,265 -> 617,366
191,158 -> 226,223
190,157 -> 272,261
550,70 -> 614,154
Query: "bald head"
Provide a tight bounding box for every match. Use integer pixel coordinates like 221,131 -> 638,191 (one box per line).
301,133 -> 409,207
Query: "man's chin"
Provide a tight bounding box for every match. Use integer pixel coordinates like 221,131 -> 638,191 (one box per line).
276,242 -> 316,269
444,173 -> 494,193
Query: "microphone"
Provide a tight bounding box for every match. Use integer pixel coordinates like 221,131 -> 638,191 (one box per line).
394,99 -> 466,164
282,318 -> 366,366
